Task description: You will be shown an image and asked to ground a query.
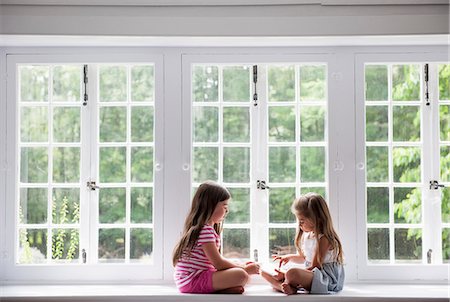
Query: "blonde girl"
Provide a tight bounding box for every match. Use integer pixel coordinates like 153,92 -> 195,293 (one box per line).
173,181 -> 259,294
261,193 -> 344,294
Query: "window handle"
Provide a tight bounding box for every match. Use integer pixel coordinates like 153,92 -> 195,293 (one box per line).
257,180 -> 270,190
87,181 -> 100,191
429,180 -> 445,190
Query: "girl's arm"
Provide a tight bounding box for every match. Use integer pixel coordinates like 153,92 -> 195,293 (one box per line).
202,242 -> 259,274
273,252 -> 305,267
308,236 -> 331,270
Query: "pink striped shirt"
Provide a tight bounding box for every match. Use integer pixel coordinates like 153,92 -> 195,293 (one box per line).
174,224 -> 220,289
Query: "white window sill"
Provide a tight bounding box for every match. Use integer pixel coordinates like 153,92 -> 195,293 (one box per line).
1,282 -> 448,302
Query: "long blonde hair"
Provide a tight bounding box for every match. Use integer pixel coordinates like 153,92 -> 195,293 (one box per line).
172,181 -> 231,266
291,193 -> 344,266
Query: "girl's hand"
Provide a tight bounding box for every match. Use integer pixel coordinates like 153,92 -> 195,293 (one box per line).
272,254 -> 294,268
244,262 -> 260,275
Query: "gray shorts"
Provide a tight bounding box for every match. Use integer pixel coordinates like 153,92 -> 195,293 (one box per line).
310,262 -> 345,294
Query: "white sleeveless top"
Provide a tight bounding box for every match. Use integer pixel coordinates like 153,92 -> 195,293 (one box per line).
301,232 -> 337,264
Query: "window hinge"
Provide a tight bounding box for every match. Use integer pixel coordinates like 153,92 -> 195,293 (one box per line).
83,64 -> 88,106
429,180 -> 445,190
424,63 -> 430,106
253,65 -> 258,106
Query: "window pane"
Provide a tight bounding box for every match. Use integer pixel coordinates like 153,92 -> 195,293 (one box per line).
269,147 -> 296,183
443,228 -> 450,263
98,228 -> 125,263
367,187 -> 389,223
130,228 -> 153,263
366,146 -> 388,182
393,106 -> 420,142
223,228 -> 250,259
227,188 -> 250,223
367,228 -> 389,262
20,188 -> 47,224
99,107 -> 127,142
99,188 -> 126,223
223,147 -> 250,183
131,65 -> 154,102
365,65 -> 388,101
193,107 -> 218,142
393,147 -> 421,183
131,187 -> 153,223
20,147 -> 48,183
99,147 -> 126,183
268,106 -> 295,142
99,66 -> 127,102
223,66 -> 250,102
300,65 -> 326,101
19,66 -> 49,102
366,106 -> 388,141
269,187 -> 295,223
193,147 -> 218,182
193,66 -> 218,102
131,147 -> 153,182
53,147 -> 80,183
394,228 -> 422,262
131,106 -> 153,142
18,229 -> 47,264
53,107 -> 80,142
300,187 -> 326,199
440,105 -> 450,141
223,107 -> 249,142
268,66 -> 295,102
439,64 -> 450,100
301,146 -> 325,182
392,64 -> 420,101
52,188 -> 80,224
21,107 -> 48,142
269,228 -> 296,258
300,106 -> 325,142
51,228 -> 79,262
394,187 -> 421,224
442,187 -> 450,223
53,65 -> 81,102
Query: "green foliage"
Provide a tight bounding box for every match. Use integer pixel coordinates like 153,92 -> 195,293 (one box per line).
300,65 -> 326,101
268,66 -> 295,102
223,66 -> 250,102
392,64 -> 420,101
365,65 -> 388,101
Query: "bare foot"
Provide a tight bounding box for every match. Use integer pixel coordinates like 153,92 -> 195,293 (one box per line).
215,286 -> 245,294
261,270 -> 283,292
281,282 -> 298,295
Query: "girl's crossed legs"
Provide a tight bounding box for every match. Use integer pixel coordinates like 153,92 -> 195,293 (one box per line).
212,267 -> 249,294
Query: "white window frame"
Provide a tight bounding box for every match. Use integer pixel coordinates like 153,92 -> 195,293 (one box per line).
4,53 -> 164,282
355,52 -> 449,281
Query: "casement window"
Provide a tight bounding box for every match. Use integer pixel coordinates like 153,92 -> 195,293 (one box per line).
355,53 -> 449,280
4,54 -> 163,281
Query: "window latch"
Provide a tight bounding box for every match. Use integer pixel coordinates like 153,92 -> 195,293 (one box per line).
429,180 -> 445,190
87,180 -> 100,191
257,180 -> 270,190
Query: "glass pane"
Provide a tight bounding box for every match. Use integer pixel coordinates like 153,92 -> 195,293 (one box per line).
367,228 -> 389,262
300,106 -> 325,142
52,188 -> 80,224
438,64 -> 450,100
366,146 -> 388,182
268,106 -> 295,142
193,107 -> 218,142
20,147 -> 48,183
99,66 -> 127,102
131,187 -> 153,223
98,228 -> 125,263
131,147 -> 153,182
301,147 -> 325,182
223,147 -> 250,183
19,66 -> 49,102
21,107 -> 48,142
53,147 -> 80,183
440,105 -> 450,141
53,107 -> 80,142
130,228 -> 153,262
99,188 -> 126,223
226,188 -> 249,223
392,64 -> 420,101
131,65 -> 154,102
269,187 -> 295,223
18,229 -> 47,264
394,228 -> 422,262
300,65 -> 326,101
394,187 -> 421,224
443,228 -> 450,263
99,147 -> 126,183
300,187 -> 326,199
269,147 -> 296,183
366,106 -> 388,141
53,65 -> 81,102
393,147 -> 421,183
223,66 -> 250,102
193,147 -> 218,182
367,187 -> 389,223
99,107 -> 127,142
442,187 -> 450,223
268,66 -> 295,102
223,107 -> 249,142
222,228 -> 250,259
131,106 -> 153,142
365,65 -> 388,101
51,228 -> 79,262
20,188 -> 47,224
193,66 -> 218,102
269,228 -> 296,258
393,106 -> 420,142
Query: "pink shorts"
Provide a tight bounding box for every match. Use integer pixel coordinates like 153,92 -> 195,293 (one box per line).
179,270 -> 215,294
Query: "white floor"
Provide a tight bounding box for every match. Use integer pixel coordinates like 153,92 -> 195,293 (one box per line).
1,283 -> 449,302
